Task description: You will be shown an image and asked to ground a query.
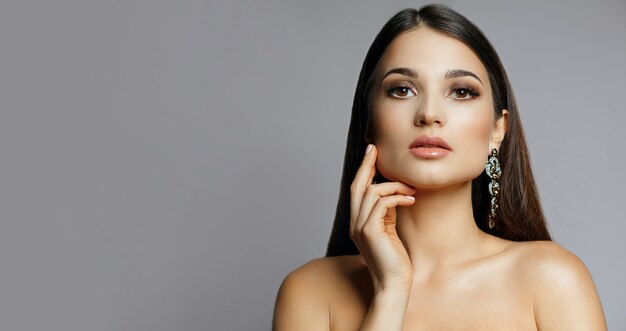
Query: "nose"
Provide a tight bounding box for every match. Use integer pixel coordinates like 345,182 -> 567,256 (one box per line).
414,94 -> 446,127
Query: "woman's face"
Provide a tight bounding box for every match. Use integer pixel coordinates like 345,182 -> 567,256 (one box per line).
370,26 -> 508,189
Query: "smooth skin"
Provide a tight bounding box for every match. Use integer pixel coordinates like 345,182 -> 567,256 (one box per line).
273,26 -> 607,331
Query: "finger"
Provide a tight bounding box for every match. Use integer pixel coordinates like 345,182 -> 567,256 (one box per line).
350,144 -> 378,234
361,194 -> 415,236
355,182 -> 416,233
353,144 -> 377,193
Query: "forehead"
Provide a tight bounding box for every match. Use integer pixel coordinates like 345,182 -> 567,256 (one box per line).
377,26 -> 488,83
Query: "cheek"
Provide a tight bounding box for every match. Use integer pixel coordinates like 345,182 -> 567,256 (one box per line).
372,100 -> 414,146
453,108 -> 494,173
371,106 -> 413,182
373,122 -> 407,180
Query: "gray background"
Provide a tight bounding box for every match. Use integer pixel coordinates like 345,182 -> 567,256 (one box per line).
1,0 -> 624,330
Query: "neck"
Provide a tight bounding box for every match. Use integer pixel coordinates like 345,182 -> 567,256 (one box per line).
395,180 -> 491,282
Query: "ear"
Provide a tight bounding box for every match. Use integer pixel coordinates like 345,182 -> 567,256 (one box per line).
490,109 -> 509,151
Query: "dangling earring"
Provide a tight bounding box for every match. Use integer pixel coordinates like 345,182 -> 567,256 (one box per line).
485,148 -> 502,229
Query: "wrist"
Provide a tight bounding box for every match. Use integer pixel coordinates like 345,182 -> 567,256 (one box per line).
373,286 -> 410,306
375,281 -> 412,296
359,288 -> 410,331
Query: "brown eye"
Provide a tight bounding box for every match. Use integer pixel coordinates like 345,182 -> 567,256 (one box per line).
455,89 -> 469,99
450,86 -> 480,100
388,85 -> 416,98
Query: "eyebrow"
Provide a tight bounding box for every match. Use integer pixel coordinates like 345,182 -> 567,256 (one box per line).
381,67 -> 484,86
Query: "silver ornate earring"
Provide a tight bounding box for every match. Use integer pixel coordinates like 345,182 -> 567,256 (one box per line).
485,148 -> 502,229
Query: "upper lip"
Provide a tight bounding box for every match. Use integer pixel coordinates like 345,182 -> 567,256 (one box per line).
409,135 -> 452,150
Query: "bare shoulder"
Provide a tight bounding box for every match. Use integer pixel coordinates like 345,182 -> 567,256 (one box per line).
504,240 -> 584,265
273,255 -> 364,331
506,240 -> 598,291
508,240 -> 607,330
509,240 -> 596,280
280,254 -> 365,289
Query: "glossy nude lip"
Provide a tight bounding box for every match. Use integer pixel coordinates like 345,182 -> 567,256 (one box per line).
409,147 -> 451,159
408,134 -> 452,159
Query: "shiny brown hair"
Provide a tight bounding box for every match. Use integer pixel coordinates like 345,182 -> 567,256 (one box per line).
326,4 -> 551,257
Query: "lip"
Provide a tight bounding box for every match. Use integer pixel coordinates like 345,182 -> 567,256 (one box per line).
409,135 -> 452,159
409,135 -> 452,150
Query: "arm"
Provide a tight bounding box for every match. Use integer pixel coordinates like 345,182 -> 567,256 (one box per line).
274,144 -> 416,330
359,287 -> 410,331
531,242 -> 607,330
348,144 -> 416,330
272,260 -> 330,331
272,258 -> 411,331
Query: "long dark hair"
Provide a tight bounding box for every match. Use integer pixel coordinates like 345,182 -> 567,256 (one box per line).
326,4 -> 552,257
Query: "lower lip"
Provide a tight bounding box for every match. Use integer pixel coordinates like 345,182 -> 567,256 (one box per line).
409,147 -> 451,159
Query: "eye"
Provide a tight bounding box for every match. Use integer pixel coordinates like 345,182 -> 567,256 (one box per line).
387,84 -> 416,98
450,86 -> 480,100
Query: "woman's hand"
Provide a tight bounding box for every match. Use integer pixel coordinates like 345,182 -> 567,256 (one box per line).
350,144 -> 416,294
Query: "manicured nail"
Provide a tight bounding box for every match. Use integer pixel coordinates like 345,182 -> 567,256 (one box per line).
365,144 -> 373,154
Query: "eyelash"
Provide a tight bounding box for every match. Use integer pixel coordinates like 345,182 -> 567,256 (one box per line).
386,84 -> 480,100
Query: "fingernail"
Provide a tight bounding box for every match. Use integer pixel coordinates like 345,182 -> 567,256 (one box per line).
405,195 -> 415,200
365,144 -> 373,154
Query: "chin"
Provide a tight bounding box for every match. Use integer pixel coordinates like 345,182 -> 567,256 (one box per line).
412,181 -> 458,190
387,172 -> 478,190
378,160 -> 482,188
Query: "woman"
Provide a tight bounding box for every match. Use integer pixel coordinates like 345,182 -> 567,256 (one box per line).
273,4 -> 607,330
